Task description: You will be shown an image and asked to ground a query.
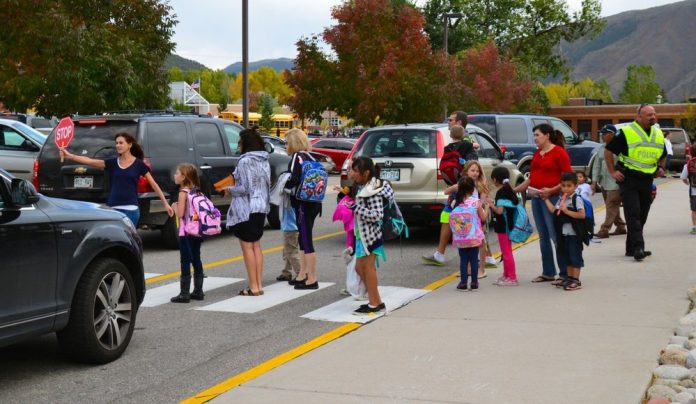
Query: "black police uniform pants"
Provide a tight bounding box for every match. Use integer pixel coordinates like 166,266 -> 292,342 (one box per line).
619,173 -> 653,254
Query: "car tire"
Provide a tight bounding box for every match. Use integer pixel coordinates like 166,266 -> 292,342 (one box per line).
267,204 -> 280,229
57,258 -> 138,364
519,163 -> 531,179
161,216 -> 179,249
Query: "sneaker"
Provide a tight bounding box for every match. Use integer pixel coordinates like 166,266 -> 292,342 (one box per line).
456,281 -> 467,290
493,276 -> 506,286
353,302 -> 386,315
339,288 -> 351,296
470,283 -> 479,291
422,251 -> 445,266
485,256 -> 498,269
691,228 -> 696,235
498,278 -> 519,286
355,294 -> 369,301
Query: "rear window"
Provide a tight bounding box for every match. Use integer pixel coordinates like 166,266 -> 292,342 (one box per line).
57,121 -> 137,159
354,130 -> 435,158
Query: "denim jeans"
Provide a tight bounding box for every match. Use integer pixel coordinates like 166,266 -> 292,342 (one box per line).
115,208 -> 140,227
530,196 -> 566,279
179,235 -> 204,278
458,247 -> 479,285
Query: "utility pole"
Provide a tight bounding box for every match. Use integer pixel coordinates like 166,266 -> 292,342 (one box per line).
442,13 -> 464,122
242,0 -> 249,128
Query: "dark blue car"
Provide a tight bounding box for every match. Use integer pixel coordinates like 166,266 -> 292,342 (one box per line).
468,113 -> 600,176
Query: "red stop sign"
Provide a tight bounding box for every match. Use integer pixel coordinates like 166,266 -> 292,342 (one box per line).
54,117 -> 75,148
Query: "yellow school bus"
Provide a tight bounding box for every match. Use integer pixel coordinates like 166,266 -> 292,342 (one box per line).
271,114 -> 294,138
219,111 -> 261,128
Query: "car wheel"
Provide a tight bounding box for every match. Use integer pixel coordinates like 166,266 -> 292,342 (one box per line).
161,216 -> 179,249
57,258 -> 137,364
519,163 -> 531,179
267,204 -> 280,229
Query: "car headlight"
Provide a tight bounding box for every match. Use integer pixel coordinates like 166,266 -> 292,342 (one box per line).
122,217 -> 137,232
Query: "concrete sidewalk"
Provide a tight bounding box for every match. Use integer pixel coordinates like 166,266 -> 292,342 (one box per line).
212,180 -> 694,403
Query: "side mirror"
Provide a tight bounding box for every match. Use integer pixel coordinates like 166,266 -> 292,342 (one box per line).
264,142 -> 274,154
10,178 -> 40,206
503,151 -> 515,160
576,133 -> 585,143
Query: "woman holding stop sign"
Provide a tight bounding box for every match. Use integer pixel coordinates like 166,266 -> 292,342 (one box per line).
59,133 -> 173,225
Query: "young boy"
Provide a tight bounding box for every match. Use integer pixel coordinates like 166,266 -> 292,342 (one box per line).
680,156 -> 696,234
542,172 -> 586,291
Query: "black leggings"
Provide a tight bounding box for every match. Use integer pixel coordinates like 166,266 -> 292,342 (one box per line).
295,202 -> 321,254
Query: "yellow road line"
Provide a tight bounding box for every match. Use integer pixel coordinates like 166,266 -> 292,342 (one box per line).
146,230 -> 345,285
180,323 -> 361,404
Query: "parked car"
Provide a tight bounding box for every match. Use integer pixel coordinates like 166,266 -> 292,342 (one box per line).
468,113 -> 600,176
340,123 -> 525,226
661,127 -> 692,170
35,113 -> 291,248
0,118 -> 47,181
261,135 -> 337,173
0,168 -> 145,363
310,138 -> 356,174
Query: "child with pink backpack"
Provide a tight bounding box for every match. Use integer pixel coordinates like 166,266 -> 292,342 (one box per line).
449,176 -> 488,291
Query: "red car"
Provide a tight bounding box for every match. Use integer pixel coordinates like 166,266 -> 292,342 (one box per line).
310,138 -> 357,173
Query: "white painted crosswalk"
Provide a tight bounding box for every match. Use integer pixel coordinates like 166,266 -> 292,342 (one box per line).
141,277 -> 243,307
196,281 -> 335,314
301,286 -> 428,324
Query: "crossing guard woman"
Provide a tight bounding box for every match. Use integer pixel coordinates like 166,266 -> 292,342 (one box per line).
604,104 -> 666,261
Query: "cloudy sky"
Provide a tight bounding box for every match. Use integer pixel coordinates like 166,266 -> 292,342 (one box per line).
168,0 -> 684,70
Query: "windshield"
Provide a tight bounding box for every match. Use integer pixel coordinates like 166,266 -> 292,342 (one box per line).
12,121 -> 47,144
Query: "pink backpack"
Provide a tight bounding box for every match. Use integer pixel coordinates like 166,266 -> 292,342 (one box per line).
184,188 -> 222,237
448,197 -> 484,248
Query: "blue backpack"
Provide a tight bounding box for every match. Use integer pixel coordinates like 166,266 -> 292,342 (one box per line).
571,193 -> 595,246
496,198 -> 533,244
295,157 -> 328,202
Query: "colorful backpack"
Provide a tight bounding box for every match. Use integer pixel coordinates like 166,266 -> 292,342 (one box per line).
439,149 -> 463,186
496,198 -> 533,244
295,156 -> 328,202
184,188 -> 222,237
448,197 -> 484,248
571,193 -> 594,246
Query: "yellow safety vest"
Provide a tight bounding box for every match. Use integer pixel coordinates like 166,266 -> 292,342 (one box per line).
618,122 -> 664,174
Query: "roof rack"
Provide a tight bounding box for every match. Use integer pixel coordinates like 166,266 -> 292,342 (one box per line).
73,110 -> 212,119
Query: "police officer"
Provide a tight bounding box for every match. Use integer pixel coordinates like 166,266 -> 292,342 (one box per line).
604,104 -> 666,261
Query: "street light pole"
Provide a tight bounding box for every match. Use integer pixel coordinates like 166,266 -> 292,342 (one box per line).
442,12 -> 464,121
242,0 -> 249,128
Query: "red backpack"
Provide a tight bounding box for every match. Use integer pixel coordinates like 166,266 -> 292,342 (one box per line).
439,149 -> 463,186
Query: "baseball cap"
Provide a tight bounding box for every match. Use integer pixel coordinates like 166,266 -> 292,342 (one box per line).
599,124 -> 617,135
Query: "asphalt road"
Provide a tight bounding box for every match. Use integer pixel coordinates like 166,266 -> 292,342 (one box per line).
0,180 -> 454,403
0,175 -> 654,403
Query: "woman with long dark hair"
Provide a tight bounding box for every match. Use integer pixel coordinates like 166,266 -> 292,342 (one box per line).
59,133 -> 173,224
224,127 -> 271,296
514,123 -> 572,283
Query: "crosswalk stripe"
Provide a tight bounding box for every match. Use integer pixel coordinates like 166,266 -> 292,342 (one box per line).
301,286 -> 428,324
144,273 -> 161,280
141,277 -> 243,307
195,282 -> 335,314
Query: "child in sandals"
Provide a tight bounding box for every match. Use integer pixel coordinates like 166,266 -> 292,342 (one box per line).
542,172 -> 585,291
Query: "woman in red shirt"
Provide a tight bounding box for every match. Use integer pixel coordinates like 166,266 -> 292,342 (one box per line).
514,123 -> 572,283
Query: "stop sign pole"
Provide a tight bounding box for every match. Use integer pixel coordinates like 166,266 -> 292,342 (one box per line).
54,117 -> 75,163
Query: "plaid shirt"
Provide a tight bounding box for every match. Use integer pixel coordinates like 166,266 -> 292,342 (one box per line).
354,178 -> 394,252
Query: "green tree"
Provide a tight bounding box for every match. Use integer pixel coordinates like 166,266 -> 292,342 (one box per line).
0,0 -> 177,116
285,0 -> 453,125
544,78 -> 613,105
619,65 -> 662,104
169,67 -> 185,82
421,0 -> 604,80
218,95 -> 228,114
258,94 -> 275,132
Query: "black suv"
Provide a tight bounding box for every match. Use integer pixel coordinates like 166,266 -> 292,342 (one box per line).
34,113 -> 290,248
0,169 -> 144,363
468,113 -> 599,175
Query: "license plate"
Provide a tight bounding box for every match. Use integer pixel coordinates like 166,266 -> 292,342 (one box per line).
380,168 -> 400,182
74,176 -> 93,188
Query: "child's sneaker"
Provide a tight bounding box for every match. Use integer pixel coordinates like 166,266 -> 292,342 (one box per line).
456,281 -> 467,290
498,278 -> 519,286
352,302 -> 386,315
470,282 -> 479,291
493,276 -> 506,286
485,256 -> 498,269
339,288 -> 351,296
342,247 -> 354,264
422,251 -> 446,266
